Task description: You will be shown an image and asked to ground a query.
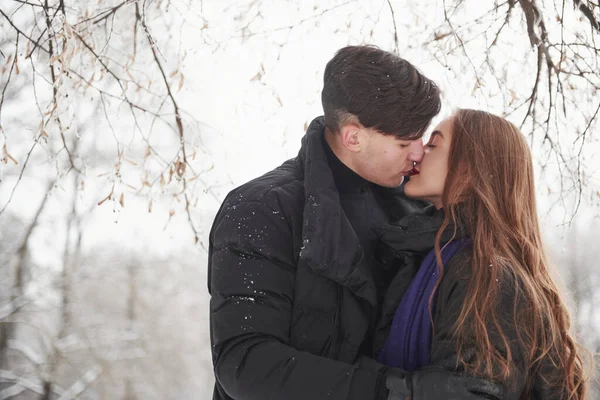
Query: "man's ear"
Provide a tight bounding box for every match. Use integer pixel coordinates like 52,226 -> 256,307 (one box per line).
340,123 -> 362,153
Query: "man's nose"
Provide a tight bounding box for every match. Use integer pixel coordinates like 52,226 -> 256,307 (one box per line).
408,140 -> 424,163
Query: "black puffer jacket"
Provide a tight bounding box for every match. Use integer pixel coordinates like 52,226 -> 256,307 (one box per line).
208,117 -> 423,400
375,207 -> 566,400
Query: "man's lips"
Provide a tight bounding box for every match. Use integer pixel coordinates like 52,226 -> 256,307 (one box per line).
409,167 -> 420,176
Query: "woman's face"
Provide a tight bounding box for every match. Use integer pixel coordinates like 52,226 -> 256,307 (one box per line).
404,117 -> 453,209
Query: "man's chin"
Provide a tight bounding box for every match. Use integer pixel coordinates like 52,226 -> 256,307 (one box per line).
381,176 -> 405,188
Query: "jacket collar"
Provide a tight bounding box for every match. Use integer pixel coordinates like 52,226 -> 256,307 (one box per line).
296,116 -> 377,308
377,206 -> 466,254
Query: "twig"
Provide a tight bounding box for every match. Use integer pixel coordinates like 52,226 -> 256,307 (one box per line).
135,3 -> 206,242
135,3 -> 186,162
184,193 -> 201,246
72,31 -> 127,95
386,0 -> 399,54
571,101 -> 600,219
10,179 -> 55,296
573,0 -> 600,31
0,8 -> 50,53
218,1 -> 355,43
486,0 -> 515,52
0,33 -> 19,127
42,0 -> 78,173
12,0 -> 51,8
25,5 -> 62,60
66,69 -> 161,116
73,0 -> 132,27
574,101 -> 600,145
71,29 -> 152,142
443,0 -> 486,98
0,139 -> 40,216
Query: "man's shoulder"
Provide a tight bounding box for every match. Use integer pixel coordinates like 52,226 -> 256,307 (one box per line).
221,158 -> 304,215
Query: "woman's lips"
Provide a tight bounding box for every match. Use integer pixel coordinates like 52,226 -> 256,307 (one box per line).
409,167 -> 420,176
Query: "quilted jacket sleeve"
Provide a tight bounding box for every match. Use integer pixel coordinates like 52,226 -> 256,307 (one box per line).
208,199 -> 387,400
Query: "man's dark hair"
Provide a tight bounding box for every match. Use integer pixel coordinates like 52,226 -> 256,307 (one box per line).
321,45 -> 441,139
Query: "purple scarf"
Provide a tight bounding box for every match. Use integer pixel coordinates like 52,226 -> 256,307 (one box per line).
376,239 -> 470,371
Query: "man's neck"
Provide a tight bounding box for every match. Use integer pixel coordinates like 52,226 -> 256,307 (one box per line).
323,128 -> 369,194
324,127 -> 356,173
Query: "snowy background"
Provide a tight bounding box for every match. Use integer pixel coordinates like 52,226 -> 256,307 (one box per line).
0,0 -> 599,398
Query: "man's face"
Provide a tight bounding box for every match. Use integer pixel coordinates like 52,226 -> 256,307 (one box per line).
353,128 -> 425,188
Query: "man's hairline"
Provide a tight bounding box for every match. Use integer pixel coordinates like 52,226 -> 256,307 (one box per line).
328,110 -> 429,141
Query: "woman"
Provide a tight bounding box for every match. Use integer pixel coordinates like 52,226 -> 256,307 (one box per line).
374,109 -> 589,399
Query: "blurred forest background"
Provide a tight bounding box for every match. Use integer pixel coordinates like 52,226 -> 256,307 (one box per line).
0,0 -> 599,398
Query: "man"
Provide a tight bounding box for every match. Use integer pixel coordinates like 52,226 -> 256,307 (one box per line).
208,46 -> 503,400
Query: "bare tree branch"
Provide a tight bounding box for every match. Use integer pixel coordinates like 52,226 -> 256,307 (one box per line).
0,33 -> 19,131
11,180 -> 55,292
74,0 -> 133,27
0,8 -> 49,54
0,139 -> 42,216
443,0 -> 486,97
386,0 -> 399,54
574,0 -> 600,31
134,2 -> 203,242
41,0 -> 79,174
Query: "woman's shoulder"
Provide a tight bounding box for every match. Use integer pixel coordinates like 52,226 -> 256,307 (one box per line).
434,248 -> 472,317
443,247 -> 472,278
438,247 -> 528,316
443,248 -> 523,288
437,247 -> 474,297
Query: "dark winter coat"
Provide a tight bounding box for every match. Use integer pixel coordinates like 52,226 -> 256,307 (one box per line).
374,207 -> 567,400
207,117 -> 423,400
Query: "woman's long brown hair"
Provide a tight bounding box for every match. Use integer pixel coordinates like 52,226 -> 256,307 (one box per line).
434,109 -> 590,399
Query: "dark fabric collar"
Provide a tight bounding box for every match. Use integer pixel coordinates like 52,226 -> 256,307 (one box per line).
376,205 -> 467,258
296,116 -> 377,308
321,134 -> 371,194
